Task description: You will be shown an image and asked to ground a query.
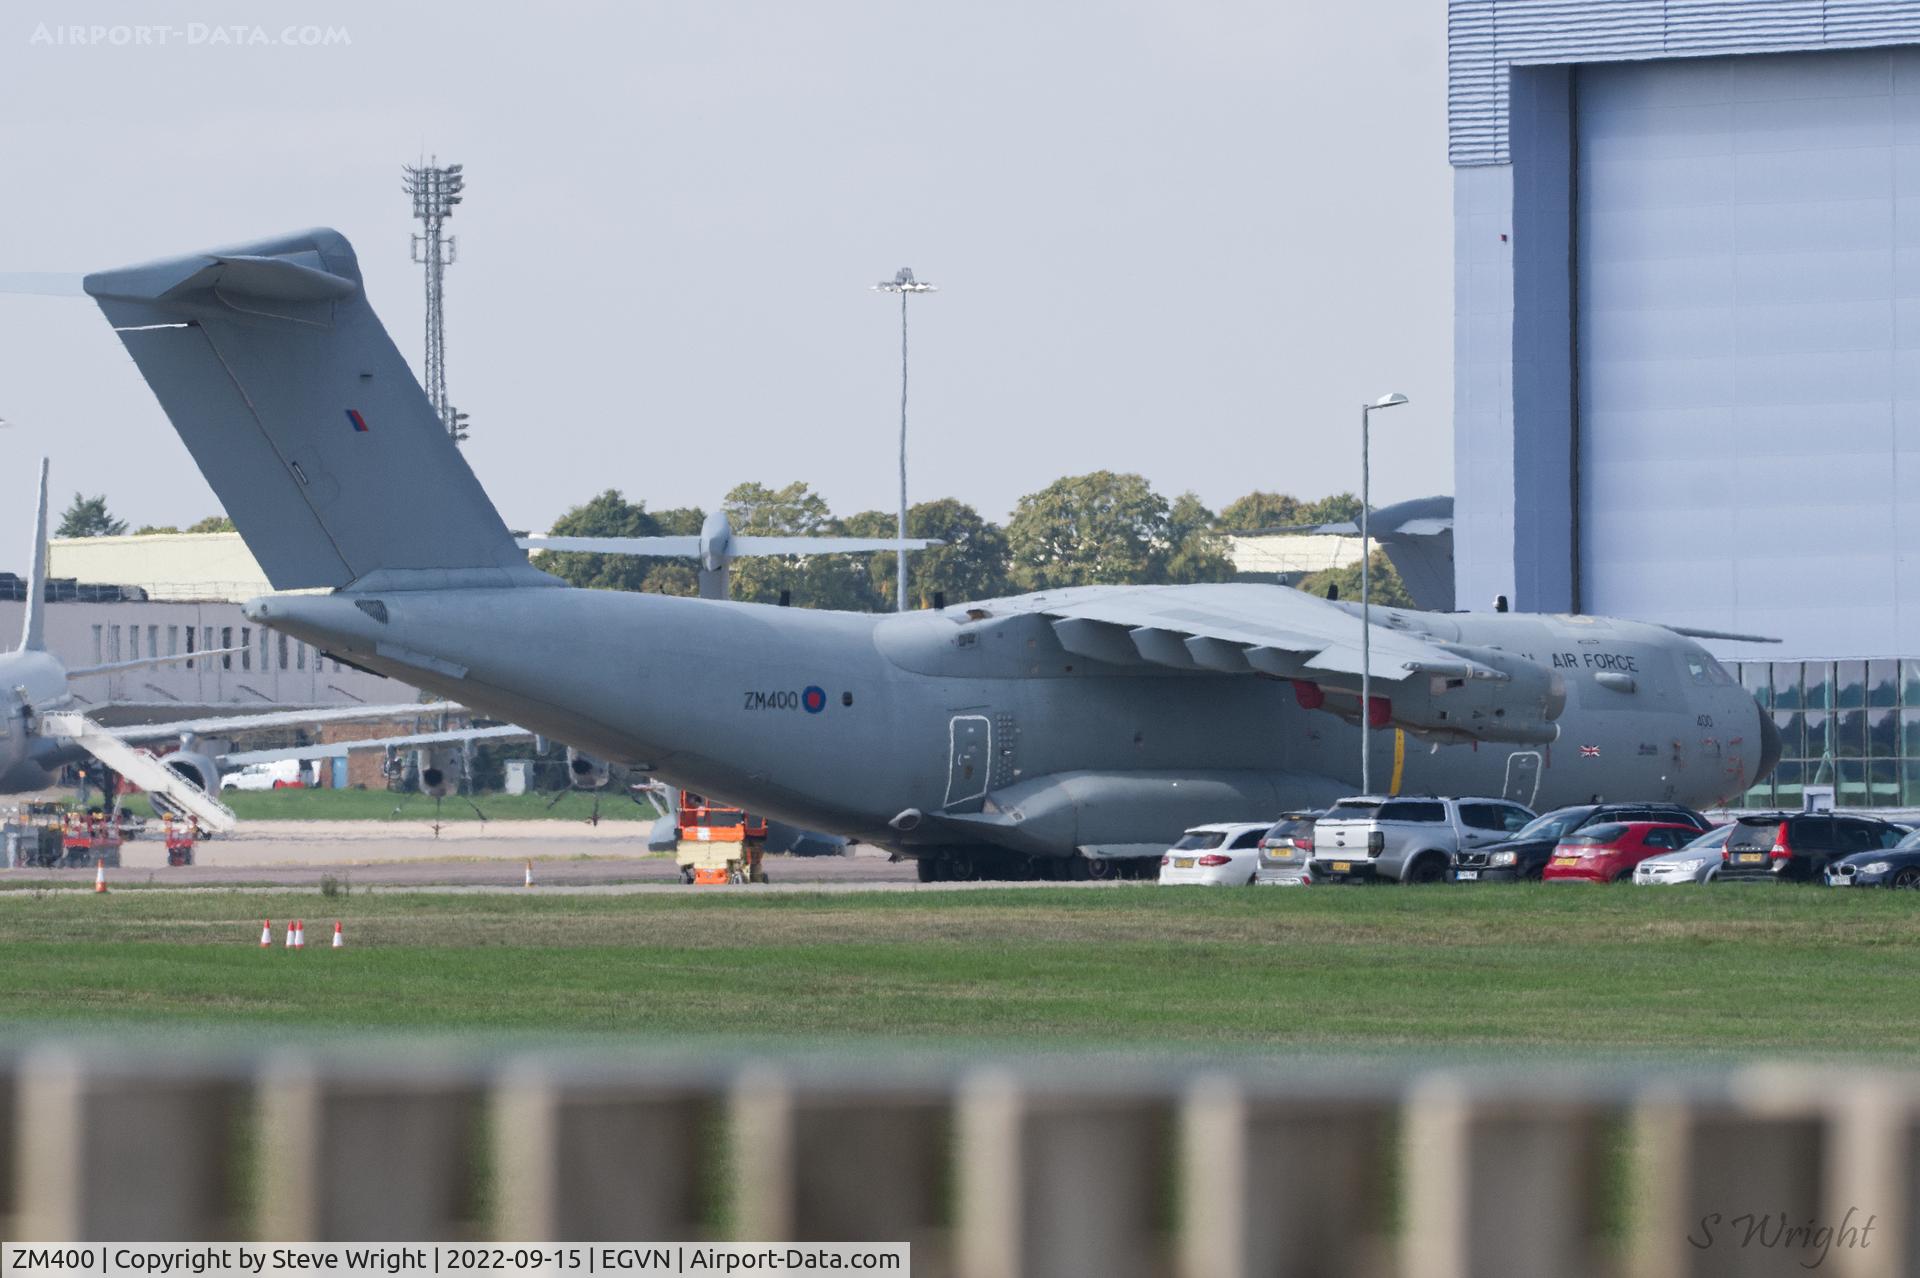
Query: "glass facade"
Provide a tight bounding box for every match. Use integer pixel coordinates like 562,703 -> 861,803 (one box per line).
1737,660 -> 1920,809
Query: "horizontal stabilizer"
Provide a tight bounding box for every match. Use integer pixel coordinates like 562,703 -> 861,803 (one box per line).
158,253 -> 357,304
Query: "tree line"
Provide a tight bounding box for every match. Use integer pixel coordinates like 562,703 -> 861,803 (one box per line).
537,473 -> 1411,609
55,476 -> 1410,608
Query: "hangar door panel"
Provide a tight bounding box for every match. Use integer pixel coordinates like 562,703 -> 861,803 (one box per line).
1575,48 -> 1920,654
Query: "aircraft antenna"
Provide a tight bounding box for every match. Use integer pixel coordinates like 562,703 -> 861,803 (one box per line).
402,157 -> 468,444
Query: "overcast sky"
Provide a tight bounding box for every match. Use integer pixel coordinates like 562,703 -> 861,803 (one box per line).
0,0 -> 1452,533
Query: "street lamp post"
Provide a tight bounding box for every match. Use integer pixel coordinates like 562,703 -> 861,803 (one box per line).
1359,392 -> 1410,792
872,267 -> 937,612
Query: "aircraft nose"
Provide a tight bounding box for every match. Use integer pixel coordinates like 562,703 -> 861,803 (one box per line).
1755,699 -> 1782,782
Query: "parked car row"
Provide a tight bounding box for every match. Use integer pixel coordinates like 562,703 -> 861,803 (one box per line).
1156,795 -> 1920,888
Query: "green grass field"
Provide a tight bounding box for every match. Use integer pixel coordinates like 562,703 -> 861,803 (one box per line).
131,787 -> 660,822
1,884 -> 1916,1058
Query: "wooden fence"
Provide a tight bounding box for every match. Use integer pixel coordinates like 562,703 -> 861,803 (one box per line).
4,1048 -> 1913,1278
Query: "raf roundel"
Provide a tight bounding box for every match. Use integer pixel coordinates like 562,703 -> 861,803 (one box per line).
802,686 -> 827,714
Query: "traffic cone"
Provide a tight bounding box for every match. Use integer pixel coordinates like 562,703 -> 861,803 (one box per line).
331,921 -> 343,949
93,862 -> 106,893
524,860 -> 534,888
260,920 -> 273,948
292,920 -> 305,950
284,920 -> 295,949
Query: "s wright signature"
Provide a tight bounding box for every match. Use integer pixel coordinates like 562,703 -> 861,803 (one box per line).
1689,1207 -> 1877,1270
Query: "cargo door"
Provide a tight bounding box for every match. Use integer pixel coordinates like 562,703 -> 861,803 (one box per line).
945,714 -> 991,811
1503,751 -> 1542,808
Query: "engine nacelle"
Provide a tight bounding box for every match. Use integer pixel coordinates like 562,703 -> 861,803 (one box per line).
566,748 -> 612,791
160,751 -> 221,796
416,746 -> 461,798
1293,646 -> 1566,746
1392,645 -> 1566,745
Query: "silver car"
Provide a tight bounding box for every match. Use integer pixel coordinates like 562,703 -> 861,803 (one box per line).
1632,825 -> 1732,885
1253,811 -> 1320,885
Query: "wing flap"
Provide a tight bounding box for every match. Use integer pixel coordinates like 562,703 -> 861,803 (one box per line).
1050,618 -> 1144,666
1028,583 -> 1490,683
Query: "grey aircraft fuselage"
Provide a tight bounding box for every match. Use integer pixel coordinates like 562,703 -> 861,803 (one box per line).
248,585 -> 1778,866
0,647 -> 81,791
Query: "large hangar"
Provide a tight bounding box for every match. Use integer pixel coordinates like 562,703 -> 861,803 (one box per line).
1450,0 -> 1920,807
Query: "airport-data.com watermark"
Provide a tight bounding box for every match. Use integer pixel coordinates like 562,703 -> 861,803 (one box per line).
28,22 -> 350,47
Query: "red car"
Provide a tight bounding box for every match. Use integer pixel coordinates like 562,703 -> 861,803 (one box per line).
1542,821 -> 1702,883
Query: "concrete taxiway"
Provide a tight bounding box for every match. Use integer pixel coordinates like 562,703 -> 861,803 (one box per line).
2,820 -> 922,888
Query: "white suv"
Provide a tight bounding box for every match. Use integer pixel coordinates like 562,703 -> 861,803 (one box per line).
1158,823 -> 1270,886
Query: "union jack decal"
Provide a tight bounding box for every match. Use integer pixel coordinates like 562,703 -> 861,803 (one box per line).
1580,744 -> 1601,759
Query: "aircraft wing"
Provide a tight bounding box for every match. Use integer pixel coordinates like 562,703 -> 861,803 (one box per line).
729,536 -> 941,556
1000,583 -> 1498,684
220,723 -> 531,766
518,536 -> 702,556
104,701 -> 464,743
519,535 -> 940,557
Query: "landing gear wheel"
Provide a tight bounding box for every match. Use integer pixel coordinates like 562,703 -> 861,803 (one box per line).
1896,868 -> 1920,889
1085,856 -> 1116,881
915,856 -> 941,884
680,865 -> 695,885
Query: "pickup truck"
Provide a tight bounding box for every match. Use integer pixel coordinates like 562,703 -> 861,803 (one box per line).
1308,795 -> 1535,884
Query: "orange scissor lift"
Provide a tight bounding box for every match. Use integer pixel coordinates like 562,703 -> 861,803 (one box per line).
674,791 -> 770,885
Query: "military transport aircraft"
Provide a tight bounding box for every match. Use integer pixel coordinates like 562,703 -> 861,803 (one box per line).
84,230 -> 1782,878
0,457 -> 510,831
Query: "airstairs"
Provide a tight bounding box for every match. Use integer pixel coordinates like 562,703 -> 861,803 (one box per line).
40,713 -> 238,833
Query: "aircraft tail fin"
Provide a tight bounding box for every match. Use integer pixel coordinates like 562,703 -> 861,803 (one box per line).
83,229 -> 557,594
20,457 -> 47,652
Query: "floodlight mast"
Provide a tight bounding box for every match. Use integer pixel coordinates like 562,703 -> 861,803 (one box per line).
1358,391 -> 1410,793
872,268 -> 936,612
403,159 -> 466,443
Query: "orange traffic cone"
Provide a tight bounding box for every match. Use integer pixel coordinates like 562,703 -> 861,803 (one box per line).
291,920 -> 305,950
93,862 -> 106,893
284,920 -> 296,949
260,920 -> 273,948
331,921 -> 343,949
524,860 -> 534,888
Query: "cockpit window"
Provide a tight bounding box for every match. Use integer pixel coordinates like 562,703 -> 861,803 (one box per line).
1684,653 -> 1736,686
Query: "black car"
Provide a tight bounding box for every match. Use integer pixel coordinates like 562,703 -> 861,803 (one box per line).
1451,802 -> 1712,882
1827,829 -> 1920,888
1720,812 -> 1907,883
